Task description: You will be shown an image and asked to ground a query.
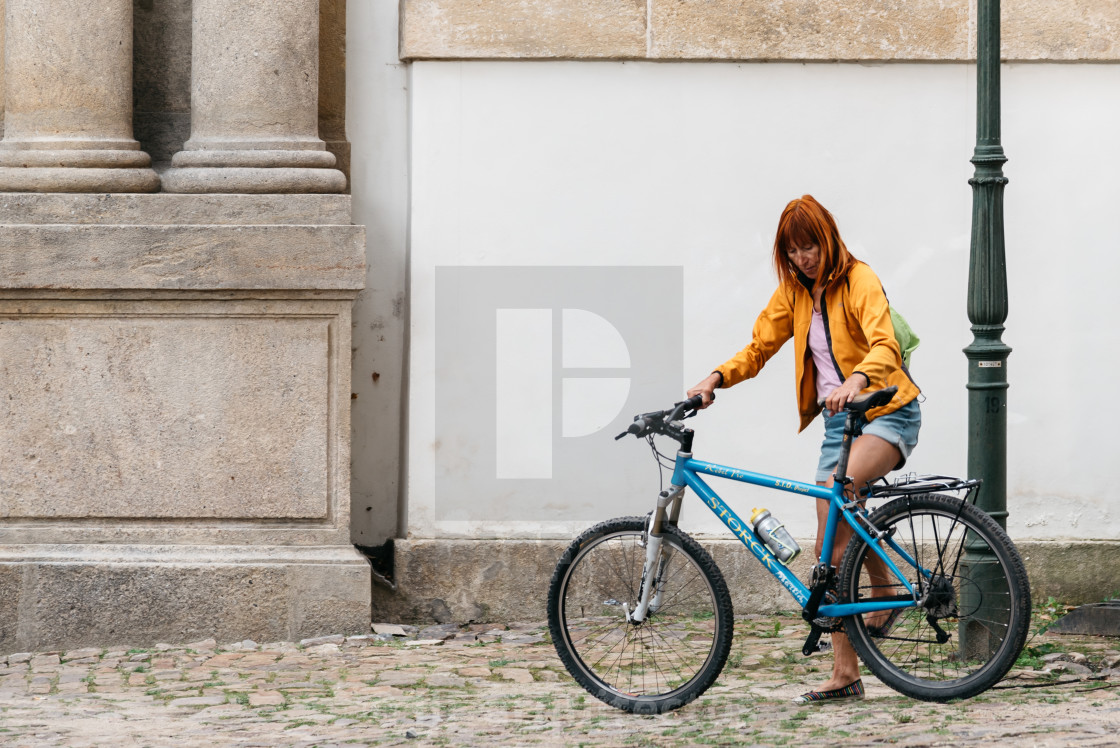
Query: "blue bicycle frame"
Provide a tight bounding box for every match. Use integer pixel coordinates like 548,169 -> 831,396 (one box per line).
670,455 -> 925,620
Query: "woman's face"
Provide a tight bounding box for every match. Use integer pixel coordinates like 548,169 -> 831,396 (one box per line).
787,242 -> 820,280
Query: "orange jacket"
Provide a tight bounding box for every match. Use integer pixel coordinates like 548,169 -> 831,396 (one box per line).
714,262 -> 919,432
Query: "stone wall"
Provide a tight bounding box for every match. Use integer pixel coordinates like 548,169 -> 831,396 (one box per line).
0,1 -> 369,653
373,538 -> 1120,624
400,0 -> 1120,61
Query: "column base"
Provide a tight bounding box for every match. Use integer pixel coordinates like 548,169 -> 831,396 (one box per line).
0,149 -> 153,168
0,544 -> 371,652
162,166 -> 348,194
172,149 -> 339,169
0,167 -> 160,193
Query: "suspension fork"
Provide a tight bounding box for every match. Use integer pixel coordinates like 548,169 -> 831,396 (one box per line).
625,484 -> 684,624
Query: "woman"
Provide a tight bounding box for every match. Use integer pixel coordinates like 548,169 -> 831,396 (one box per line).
687,195 -> 921,704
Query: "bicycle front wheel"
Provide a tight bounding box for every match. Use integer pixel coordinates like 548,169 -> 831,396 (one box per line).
547,516 -> 733,714
838,494 -> 1031,701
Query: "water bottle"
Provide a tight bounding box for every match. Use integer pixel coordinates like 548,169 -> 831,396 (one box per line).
751,507 -> 801,565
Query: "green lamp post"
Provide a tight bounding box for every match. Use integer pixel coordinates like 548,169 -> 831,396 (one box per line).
960,0 -> 1010,661
965,0 -> 1010,527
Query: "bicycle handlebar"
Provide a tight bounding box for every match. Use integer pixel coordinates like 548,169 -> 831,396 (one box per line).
614,394 -> 708,441
616,386 -> 899,443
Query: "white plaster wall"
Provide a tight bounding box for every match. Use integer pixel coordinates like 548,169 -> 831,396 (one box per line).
347,0 -> 411,544
404,60 -> 1120,542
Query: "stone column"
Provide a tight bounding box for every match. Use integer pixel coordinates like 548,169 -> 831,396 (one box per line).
0,0 -> 159,193
163,0 -> 347,193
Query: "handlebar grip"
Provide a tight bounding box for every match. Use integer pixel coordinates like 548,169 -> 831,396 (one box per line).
687,393 -> 712,410
616,418 -> 650,439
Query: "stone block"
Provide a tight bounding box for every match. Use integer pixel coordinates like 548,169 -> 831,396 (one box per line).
1002,0 -> 1120,60
1048,600 -> 1120,636
1018,540 -> 1120,604
400,0 -> 648,59
373,538 -> 565,623
398,0 -> 1120,61
649,0 -> 969,61
0,193 -> 353,226
0,224 -> 364,291
0,545 -> 370,654
0,294 -> 355,548
0,308 -> 330,519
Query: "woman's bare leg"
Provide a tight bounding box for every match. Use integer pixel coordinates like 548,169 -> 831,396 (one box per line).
812,433 -> 901,692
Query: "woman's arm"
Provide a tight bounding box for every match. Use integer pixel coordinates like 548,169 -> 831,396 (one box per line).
688,284 -> 796,407
686,371 -> 722,408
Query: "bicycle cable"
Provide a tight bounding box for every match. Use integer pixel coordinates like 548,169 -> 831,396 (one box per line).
647,435 -> 671,492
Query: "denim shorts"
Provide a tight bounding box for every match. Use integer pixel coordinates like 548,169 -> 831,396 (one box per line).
815,399 -> 922,483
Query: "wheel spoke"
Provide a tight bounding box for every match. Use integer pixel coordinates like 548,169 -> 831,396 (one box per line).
841,495 -> 1030,701
548,519 -> 732,713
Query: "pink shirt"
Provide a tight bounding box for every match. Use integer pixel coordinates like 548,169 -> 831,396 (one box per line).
809,308 -> 843,403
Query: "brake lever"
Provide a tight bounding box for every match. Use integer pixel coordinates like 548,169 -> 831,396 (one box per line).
671,393 -> 712,422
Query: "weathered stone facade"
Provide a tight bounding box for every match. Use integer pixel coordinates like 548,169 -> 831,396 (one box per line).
373,538 -> 1119,624
401,0 -> 1120,61
0,1 -> 369,652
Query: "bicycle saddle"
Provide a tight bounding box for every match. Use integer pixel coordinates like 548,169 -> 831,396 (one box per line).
844,385 -> 898,416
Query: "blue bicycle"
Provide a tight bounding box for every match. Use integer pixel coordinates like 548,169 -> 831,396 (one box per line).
547,387 -> 1031,713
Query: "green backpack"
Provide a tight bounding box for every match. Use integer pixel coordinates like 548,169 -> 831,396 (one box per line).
890,306 -> 920,369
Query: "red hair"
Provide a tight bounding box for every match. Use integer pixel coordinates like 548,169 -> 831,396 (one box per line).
772,195 -> 857,291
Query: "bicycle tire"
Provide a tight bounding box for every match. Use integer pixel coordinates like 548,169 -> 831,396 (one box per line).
838,494 -> 1031,701
547,516 -> 733,714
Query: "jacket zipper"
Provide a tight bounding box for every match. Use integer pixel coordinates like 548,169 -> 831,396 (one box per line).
804,272 -> 921,396
818,294 -> 847,384
798,271 -> 848,390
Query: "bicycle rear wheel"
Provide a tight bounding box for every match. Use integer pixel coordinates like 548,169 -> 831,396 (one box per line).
838,494 -> 1031,701
547,516 -> 733,714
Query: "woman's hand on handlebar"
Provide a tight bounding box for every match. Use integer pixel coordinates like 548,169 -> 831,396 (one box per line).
824,373 -> 870,413
686,372 -> 722,409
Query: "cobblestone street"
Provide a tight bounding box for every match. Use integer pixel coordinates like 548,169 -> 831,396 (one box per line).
1,615 -> 1118,747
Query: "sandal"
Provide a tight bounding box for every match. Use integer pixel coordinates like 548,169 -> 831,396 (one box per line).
791,678 -> 865,705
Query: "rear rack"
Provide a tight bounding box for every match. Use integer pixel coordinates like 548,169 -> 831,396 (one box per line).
863,474 -> 982,503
